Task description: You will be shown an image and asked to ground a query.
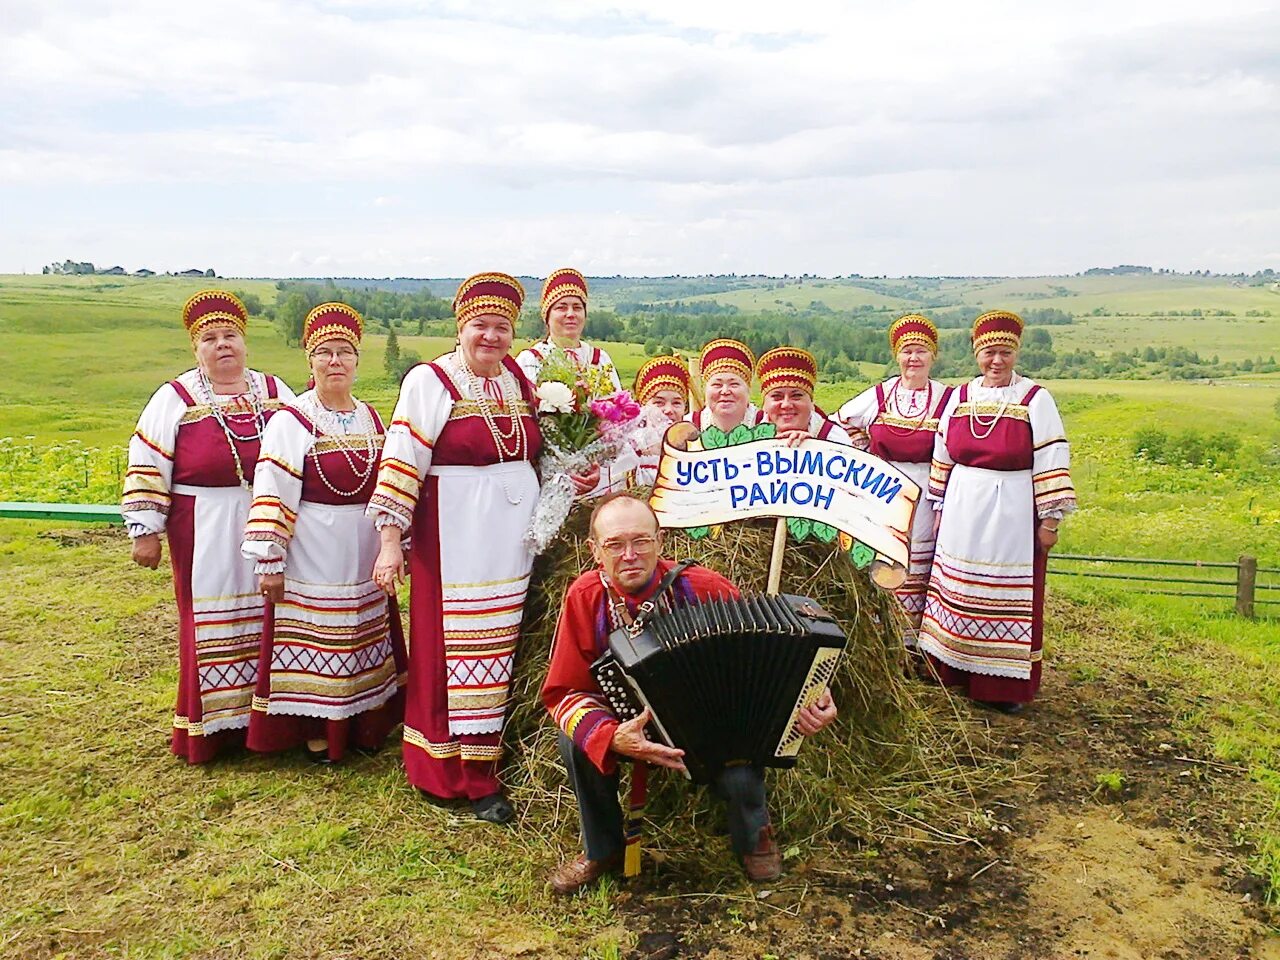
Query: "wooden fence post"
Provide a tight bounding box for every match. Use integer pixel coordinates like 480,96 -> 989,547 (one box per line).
1236,555 -> 1257,619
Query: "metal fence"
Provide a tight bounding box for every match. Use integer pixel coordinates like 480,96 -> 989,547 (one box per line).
3,501 -> 1276,618
1049,553 -> 1278,618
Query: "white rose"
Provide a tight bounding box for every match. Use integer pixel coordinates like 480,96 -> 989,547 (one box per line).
535,381 -> 576,414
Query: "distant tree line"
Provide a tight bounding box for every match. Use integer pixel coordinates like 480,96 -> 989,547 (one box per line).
270,280 -> 454,349
265,279 -> 1274,385
41,259 -> 212,278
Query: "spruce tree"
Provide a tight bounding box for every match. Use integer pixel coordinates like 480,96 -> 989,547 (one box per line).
384,326 -> 401,379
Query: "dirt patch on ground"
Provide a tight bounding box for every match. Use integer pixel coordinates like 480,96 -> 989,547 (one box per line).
619,665 -> 1279,959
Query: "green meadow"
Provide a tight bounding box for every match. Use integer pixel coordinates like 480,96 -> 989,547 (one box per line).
665,273 -> 1280,362
0,275 -> 1277,954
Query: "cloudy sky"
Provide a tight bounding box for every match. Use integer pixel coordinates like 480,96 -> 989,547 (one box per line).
2,1 -> 1277,277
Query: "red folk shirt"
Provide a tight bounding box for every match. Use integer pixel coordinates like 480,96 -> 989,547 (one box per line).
541,559 -> 740,774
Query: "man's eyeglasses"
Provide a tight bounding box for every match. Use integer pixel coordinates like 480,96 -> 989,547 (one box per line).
596,536 -> 658,557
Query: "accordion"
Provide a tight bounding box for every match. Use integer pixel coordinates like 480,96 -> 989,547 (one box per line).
590,593 -> 847,784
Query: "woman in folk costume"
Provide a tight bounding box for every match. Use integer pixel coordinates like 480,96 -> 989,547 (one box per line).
684,339 -> 765,433
836,316 -> 953,647
631,355 -> 691,487
241,303 -> 406,764
918,310 -> 1075,713
515,268 -> 622,391
756,347 -> 852,446
517,267 -> 626,495
369,272 -> 564,824
122,290 -> 294,763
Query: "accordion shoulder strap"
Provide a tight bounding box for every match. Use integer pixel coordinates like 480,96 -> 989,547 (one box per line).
629,559 -> 697,633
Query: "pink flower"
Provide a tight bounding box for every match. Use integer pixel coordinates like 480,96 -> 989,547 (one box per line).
590,390 -> 642,424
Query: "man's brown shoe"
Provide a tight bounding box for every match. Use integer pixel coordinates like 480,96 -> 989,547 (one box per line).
548,852 -> 623,896
741,825 -> 782,882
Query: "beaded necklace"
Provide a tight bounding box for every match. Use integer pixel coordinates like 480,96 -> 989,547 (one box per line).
305,393 -> 378,497
968,374 -> 1019,441
196,369 -> 267,488
456,353 -> 528,505
459,353 -> 526,460
881,377 -> 933,437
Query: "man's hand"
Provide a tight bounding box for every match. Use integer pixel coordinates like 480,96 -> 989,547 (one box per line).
795,688 -> 837,736
610,707 -> 687,772
259,573 -> 285,603
131,533 -> 162,569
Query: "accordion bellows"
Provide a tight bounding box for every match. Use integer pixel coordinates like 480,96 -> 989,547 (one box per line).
591,594 -> 847,784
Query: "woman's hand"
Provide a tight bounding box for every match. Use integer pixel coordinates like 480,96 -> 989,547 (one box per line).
259,573 -> 284,603
131,533 -> 162,569
932,511 -> 942,539
795,688 -> 837,736
373,540 -> 407,596
570,464 -> 601,495
778,429 -> 811,449
1037,524 -> 1059,551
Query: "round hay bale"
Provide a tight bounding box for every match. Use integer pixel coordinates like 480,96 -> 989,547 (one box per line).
503,509 -> 994,880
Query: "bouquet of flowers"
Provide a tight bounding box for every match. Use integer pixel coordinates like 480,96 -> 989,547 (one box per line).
524,347 -> 664,552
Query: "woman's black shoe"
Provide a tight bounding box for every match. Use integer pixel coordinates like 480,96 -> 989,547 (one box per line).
471,793 -> 515,824
976,700 -> 1025,716
306,747 -> 337,765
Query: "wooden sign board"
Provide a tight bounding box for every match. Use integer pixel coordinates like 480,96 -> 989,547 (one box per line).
649,426 -> 920,573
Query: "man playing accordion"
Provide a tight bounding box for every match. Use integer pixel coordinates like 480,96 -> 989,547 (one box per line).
541,493 -> 837,895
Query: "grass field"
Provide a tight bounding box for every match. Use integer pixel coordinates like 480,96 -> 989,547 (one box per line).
662,273 -> 1280,363
0,275 -> 1277,953
664,281 -> 916,313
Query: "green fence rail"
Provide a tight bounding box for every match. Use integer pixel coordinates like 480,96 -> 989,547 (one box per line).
0,502 -> 123,523
1,502 -> 1272,619
1049,553 -> 1276,619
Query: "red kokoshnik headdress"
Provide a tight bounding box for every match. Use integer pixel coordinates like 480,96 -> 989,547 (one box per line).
634,355 -> 691,405
540,267 -> 588,322
453,272 -> 525,328
889,314 -> 939,355
756,346 -> 817,397
182,290 -> 248,341
303,302 -> 364,353
971,309 -> 1024,354
698,338 -> 755,385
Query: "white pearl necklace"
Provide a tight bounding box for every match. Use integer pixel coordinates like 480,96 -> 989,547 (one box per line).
305,393 -> 378,497
459,354 -> 526,461
883,377 -> 932,436
195,369 -> 267,488
457,353 -> 528,506
968,374 -> 1019,441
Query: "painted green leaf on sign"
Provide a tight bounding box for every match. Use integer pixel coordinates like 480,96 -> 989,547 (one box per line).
686,525 -> 711,539
726,424 -> 754,446
811,521 -> 838,543
753,422 -> 777,441
850,542 -> 875,569
701,427 -> 728,449
788,518 -> 813,541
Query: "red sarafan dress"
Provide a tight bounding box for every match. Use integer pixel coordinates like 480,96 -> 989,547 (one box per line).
241,392 -> 407,761
368,351 -> 543,800
918,376 -> 1075,703
837,377 -> 953,646
122,368 -> 294,763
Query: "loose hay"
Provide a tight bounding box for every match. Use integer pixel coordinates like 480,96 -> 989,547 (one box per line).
503,510 -> 1005,881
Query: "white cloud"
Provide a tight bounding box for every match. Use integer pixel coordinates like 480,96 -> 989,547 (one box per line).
1,0 -> 1277,274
